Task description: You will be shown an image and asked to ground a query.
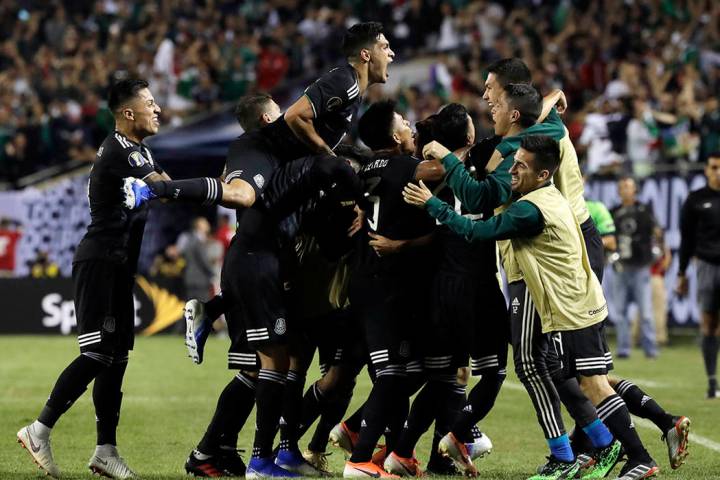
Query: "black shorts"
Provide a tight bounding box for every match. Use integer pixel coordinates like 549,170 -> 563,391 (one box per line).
72,260 -> 135,355
546,322 -> 614,379
581,217 -> 605,282
349,272 -> 415,369
304,309 -> 362,375
221,241 -> 295,353
424,273 -> 509,375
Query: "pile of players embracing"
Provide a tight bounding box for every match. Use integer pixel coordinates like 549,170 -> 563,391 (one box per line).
17,22 -> 693,480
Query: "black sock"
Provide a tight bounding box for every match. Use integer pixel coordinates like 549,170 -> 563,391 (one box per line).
279,370 -> 306,452
394,382 -> 436,457
93,356 -> 128,445
435,382 -> 467,436
556,378 -> 597,429
309,384 -> 354,453
385,395 -> 409,455
252,369 -> 286,458
204,294 -> 230,322
198,373 -> 257,454
596,394 -> 651,463
702,335 -> 719,389
38,354 -> 106,428
149,177 -> 222,205
451,371 -> 505,443
344,403 -> 365,433
614,380 -> 674,433
298,382 -> 327,438
428,429 -> 445,465
350,373 -> 405,462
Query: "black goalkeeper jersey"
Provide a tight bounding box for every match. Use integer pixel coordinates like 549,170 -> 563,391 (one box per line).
435,137 -> 500,280
74,130 -> 160,268
262,64 -> 361,161
354,153 -> 436,275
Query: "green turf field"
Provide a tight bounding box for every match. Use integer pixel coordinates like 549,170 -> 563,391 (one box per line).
1,335 -> 719,479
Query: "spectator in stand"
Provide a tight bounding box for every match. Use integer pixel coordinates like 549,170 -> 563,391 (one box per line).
610,177 -> 660,359
149,244 -> 186,299
0,217 -> 22,277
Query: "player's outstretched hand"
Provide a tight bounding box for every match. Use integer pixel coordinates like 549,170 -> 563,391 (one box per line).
403,180 -> 432,207
422,140 -> 451,161
122,177 -> 156,210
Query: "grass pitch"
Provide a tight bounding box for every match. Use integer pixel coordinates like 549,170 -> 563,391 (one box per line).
1,334 -> 719,479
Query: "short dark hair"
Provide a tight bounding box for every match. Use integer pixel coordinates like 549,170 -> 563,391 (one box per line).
342,22 -> 384,58
234,93 -> 273,132
504,83 -> 541,128
414,114 -> 437,152
707,152 -> 720,163
486,58 -> 531,89
108,78 -> 149,112
358,100 -> 397,151
520,135 -> 560,176
434,103 -> 470,151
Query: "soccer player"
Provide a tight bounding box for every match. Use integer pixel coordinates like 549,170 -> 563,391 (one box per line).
342,100 -> 443,478
384,104 -> 502,477
405,135 -> 658,480
463,57 -> 687,473
677,153 -> 720,399
17,78 -> 167,480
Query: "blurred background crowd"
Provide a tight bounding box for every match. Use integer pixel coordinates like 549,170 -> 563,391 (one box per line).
0,0 -> 717,344
1,0 -> 719,185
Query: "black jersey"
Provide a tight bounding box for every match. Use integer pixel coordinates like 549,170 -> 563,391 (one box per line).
679,186 -> 720,271
611,201 -> 658,267
435,138 -> 500,279
262,64 -> 361,161
74,131 -> 160,267
223,130 -> 281,250
355,153 -> 435,275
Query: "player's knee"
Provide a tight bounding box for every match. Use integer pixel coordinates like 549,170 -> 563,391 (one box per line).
579,375 -> 615,405
456,367 -> 470,385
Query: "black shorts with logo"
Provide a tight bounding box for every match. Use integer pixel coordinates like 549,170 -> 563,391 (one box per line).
72,260 -> 135,355
221,240 -> 295,360
349,272 -> 416,369
546,321 -> 614,380
424,273 -> 509,375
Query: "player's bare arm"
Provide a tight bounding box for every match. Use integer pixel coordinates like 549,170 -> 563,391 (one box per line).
284,96 -> 336,156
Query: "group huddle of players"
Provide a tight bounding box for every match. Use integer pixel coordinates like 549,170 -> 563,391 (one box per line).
17,21 -> 691,480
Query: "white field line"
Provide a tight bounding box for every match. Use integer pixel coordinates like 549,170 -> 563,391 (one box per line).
503,381 -> 720,452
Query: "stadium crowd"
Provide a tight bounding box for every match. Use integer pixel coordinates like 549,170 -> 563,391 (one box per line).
1,0 -> 720,185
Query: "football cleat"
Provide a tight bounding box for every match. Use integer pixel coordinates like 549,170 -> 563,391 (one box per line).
467,431 -> 493,460
302,449 -> 332,475
344,461 -> 399,478
613,459 -> 659,479
425,454 -> 459,475
383,452 -> 423,477
663,416 -> 690,469
88,446 -> 138,479
122,177 -> 156,210
246,457 -> 300,478
330,422 -> 359,456
185,299 -> 212,364
276,449 -> 327,476
577,439 -> 623,479
185,449 -> 246,477
527,455 -> 580,480
437,432 -> 478,477
371,445 -> 387,467
17,424 -> 61,479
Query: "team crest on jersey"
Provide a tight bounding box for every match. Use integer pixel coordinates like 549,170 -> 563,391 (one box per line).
128,151 -> 146,167
274,318 -> 287,335
399,341 -> 410,358
103,316 -> 116,333
326,96 -> 343,111
253,174 -> 265,188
